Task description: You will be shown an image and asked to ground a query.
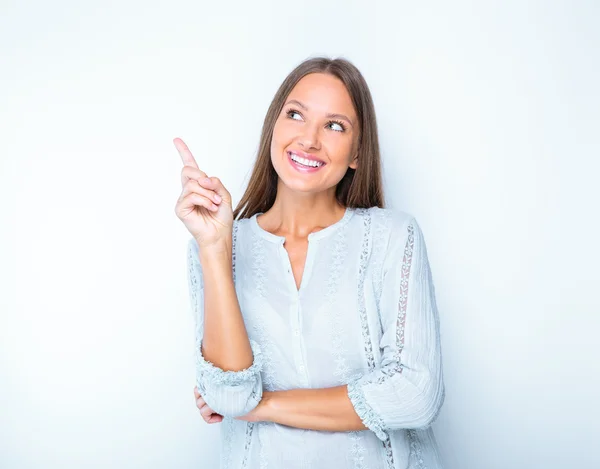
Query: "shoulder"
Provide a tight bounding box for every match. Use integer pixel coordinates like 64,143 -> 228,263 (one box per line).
353,206 -> 418,238
361,208 -> 429,267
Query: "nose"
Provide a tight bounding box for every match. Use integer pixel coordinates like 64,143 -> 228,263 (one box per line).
297,121 -> 321,151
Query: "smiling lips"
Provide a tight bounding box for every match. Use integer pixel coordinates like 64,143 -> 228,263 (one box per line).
287,150 -> 325,173
287,150 -> 326,173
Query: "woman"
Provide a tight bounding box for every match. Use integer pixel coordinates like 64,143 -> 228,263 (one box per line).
175,56 -> 445,468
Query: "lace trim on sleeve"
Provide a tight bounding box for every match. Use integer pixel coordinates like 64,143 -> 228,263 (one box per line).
357,209 -> 376,370
394,221 -> 414,373
232,221 -> 239,283
188,240 -> 203,316
347,208 -> 389,444
347,378 -> 388,441
196,338 -> 264,386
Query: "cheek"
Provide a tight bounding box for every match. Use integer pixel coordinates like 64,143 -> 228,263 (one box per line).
324,136 -> 354,162
271,123 -> 295,155
274,118 -> 298,139
271,123 -> 282,147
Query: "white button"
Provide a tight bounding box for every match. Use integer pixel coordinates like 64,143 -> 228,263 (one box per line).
294,329 -> 300,336
299,365 -> 305,371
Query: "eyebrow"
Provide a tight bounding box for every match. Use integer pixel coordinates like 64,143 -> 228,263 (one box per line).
284,99 -> 354,128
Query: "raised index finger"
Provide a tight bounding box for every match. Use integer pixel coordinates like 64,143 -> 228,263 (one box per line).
173,137 -> 199,169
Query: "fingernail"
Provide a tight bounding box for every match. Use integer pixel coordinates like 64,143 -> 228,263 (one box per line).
203,177 -> 211,184
214,194 -> 221,202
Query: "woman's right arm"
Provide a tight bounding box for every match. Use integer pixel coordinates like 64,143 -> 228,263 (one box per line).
174,136 -> 263,418
187,237 -> 264,418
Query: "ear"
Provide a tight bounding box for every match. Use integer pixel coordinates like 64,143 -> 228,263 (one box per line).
348,152 -> 359,170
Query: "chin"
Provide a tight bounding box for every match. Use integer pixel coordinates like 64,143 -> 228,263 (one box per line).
279,177 -> 320,193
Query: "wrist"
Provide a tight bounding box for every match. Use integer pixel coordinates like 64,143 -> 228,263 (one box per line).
259,391 -> 277,422
197,237 -> 232,262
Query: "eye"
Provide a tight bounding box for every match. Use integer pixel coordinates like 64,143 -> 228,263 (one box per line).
328,120 -> 346,132
285,107 -> 346,133
286,108 -> 303,121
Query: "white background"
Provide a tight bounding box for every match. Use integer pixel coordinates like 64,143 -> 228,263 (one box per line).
1,1 -> 599,468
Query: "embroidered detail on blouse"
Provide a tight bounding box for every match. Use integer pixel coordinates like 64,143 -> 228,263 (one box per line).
196,339 -> 264,386
241,422 -> 256,469
394,222 -> 414,373
187,241 -> 204,343
324,222 -> 368,469
356,208 -> 376,370
251,228 -> 267,298
328,223 -> 352,383
382,438 -> 395,469
348,432 -> 368,469
258,422 -> 269,469
408,429 -> 427,469
221,417 -> 236,469
232,221 -> 239,283
381,438 -> 395,469
250,232 -> 281,392
372,208 -> 393,308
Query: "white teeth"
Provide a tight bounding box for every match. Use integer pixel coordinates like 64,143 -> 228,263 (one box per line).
289,152 -> 323,167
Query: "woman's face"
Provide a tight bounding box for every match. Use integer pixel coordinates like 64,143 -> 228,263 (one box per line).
270,72 -> 359,195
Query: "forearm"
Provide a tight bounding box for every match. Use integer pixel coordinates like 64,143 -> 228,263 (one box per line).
261,386 -> 367,433
198,238 -> 253,372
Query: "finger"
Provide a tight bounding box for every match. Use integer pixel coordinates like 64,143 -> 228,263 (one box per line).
208,414 -> 223,424
181,163 -> 208,188
199,404 -> 214,421
194,387 -> 200,399
195,396 -> 205,410
181,192 -> 219,213
174,138 -> 200,170
182,179 -> 223,205
201,176 -> 231,204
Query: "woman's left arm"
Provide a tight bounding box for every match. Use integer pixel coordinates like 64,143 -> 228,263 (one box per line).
242,216 -> 445,440
241,386 -> 367,431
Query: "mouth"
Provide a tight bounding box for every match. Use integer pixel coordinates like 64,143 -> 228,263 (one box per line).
287,151 -> 326,173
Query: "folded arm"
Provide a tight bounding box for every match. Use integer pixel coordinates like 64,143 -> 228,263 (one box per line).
187,236 -> 263,417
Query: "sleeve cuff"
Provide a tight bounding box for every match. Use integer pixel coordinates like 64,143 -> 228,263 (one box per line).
196,339 -> 264,386
347,378 -> 389,441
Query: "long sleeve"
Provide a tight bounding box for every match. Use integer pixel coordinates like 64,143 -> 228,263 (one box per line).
347,216 -> 445,441
186,238 -> 264,417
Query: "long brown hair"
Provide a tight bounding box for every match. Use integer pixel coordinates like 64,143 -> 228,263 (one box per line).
233,56 -> 385,220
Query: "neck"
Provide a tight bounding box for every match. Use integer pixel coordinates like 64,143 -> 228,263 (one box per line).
258,187 -> 346,239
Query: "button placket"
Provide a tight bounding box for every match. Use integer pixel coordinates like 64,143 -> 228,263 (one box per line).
289,293 -> 309,383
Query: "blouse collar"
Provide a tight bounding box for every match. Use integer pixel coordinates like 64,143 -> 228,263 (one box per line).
249,206 -> 355,243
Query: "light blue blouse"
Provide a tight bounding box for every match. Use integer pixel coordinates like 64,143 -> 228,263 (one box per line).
186,206 -> 445,468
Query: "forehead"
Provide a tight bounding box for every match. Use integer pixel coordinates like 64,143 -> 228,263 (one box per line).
286,73 -> 356,117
